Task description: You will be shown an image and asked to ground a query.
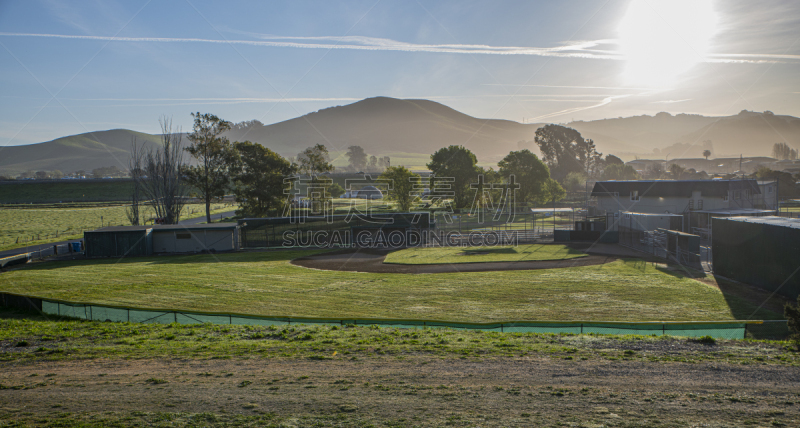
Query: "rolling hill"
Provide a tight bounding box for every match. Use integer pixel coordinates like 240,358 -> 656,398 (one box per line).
2,97 -> 799,176
673,110 -> 800,157
224,96 -> 541,161
567,110 -> 800,158
0,129 -> 163,175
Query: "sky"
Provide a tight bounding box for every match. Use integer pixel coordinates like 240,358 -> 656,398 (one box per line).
0,0 -> 799,146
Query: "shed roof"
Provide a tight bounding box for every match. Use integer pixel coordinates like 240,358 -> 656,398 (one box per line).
591,179 -> 760,198
621,211 -> 683,217
88,223 -> 238,233
716,216 -> 800,230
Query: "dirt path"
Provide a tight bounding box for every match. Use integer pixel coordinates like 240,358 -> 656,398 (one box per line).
1,357 -> 798,426
291,246 -> 618,274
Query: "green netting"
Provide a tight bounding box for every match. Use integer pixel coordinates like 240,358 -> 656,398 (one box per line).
36,299 -> 778,339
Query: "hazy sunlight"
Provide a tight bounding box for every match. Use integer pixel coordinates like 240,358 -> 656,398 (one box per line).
618,0 -> 718,88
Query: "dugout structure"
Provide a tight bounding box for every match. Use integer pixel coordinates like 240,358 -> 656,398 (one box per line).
712,216 -> 800,299
238,212 -> 431,248
84,223 -> 239,258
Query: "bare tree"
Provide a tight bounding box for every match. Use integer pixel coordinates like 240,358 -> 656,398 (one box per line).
126,137 -> 142,225
131,116 -> 187,224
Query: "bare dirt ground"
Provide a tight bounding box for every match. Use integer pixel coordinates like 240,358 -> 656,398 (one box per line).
291,244 -> 619,274
1,356 -> 798,427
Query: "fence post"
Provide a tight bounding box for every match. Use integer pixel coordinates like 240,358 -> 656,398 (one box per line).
662,323 -> 665,336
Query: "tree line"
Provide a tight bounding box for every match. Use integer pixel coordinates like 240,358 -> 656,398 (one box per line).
138,116 -> 789,224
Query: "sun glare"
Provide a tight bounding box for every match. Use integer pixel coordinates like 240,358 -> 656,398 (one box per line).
618,0 -> 718,88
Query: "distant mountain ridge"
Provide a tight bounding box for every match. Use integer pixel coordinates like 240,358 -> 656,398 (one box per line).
2,97 -> 799,175
567,110 -> 800,158
224,97 -> 540,161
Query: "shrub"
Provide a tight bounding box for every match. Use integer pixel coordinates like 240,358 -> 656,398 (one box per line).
694,335 -> 716,345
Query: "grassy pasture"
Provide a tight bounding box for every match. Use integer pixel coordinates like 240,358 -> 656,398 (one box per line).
0,250 -> 781,322
0,202 -> 236,251
383,244 -> 587,264
0,179 -> 134,204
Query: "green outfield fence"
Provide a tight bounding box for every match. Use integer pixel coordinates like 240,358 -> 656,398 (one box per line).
0,292 -> 790,340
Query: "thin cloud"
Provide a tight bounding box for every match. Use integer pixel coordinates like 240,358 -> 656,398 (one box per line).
651,99 -> 691,104
527,94 -> 633,121
482,83 -> 651,90
58,97 -> 361,103
0,32 -> 621,60
1,32 -> 792,64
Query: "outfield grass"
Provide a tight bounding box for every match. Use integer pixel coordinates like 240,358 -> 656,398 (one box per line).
0,202 -> 237,251
0,251 -> 781,322
384,244 -> 587,265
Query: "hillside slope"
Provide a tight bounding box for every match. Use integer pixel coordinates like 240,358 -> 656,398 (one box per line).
0,129 -> 163,175
675,111 -> 800,157
225,97 -> 542,162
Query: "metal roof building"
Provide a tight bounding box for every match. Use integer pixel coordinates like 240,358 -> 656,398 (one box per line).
712,216 -> 800,299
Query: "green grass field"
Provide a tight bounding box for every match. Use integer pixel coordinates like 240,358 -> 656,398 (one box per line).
0,180 -> 134,204
0,202 -> 236,251
384,244 -> 587,264
0,250 -> 782,322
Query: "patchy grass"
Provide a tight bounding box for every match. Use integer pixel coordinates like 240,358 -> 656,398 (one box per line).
0,307 -> 798,427
0,251 -> 780,322
384,244 -> 587,265
0,307 -> 796,365
0,203 -> 236,251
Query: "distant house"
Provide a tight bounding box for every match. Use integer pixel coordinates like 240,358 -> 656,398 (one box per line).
591,179 -> 777,232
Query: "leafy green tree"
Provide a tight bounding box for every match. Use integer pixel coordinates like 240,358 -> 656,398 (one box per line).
668,163 -> 686,180
472,166 -> 503,210
184,112 -> 235,223
497,149 -> 550,206
378,166 -> 420,211
232,141 -> 296,217
563,172 -> 587,192
702,149 -> 711,160
329,183 -> 345,198
601,163 -> 640,180
542,179 -> 566,203
427,145 -> 479,209
645,162 -> 665,179
296,144 -> 335,209
605,154 -> 624,166
346,145 -> 368,171
534,124 -> 602,181
296,144 -> 334,176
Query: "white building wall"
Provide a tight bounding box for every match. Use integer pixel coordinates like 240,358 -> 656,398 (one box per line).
597,193 -> 750,215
